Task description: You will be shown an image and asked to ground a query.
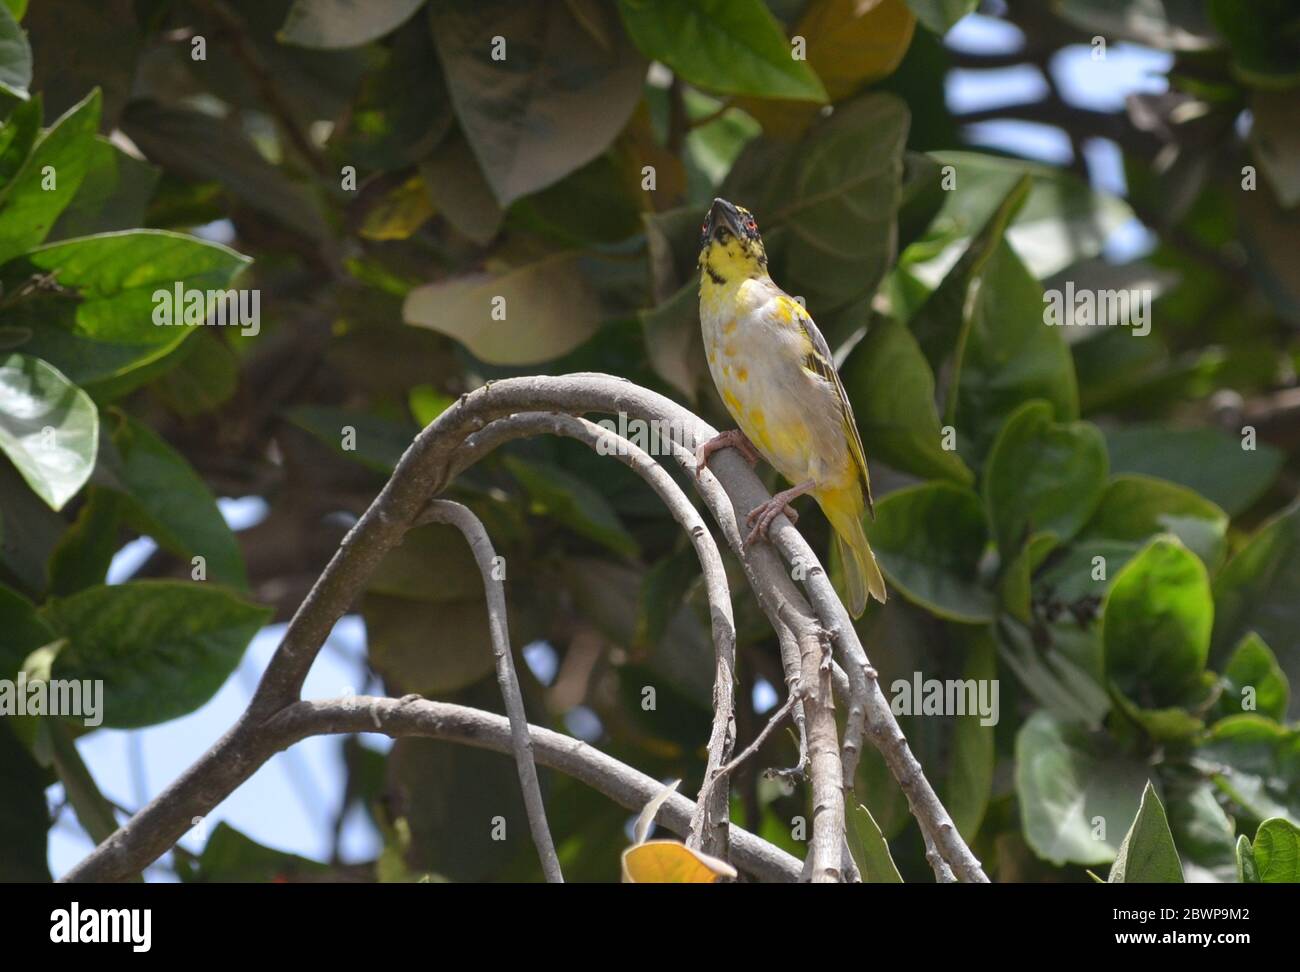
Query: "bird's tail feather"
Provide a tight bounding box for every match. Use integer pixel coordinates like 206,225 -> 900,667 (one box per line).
820,487 -> 887,617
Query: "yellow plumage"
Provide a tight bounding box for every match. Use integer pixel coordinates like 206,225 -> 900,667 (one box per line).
696,198 -> 886,616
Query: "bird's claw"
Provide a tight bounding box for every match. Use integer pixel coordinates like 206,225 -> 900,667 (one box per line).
743,498 -> 798,547
695,429 -> 761,480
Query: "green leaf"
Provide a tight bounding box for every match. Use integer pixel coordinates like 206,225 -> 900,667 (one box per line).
0,353 -> 97,510
368,522 -> 485,604
287,405 -> 418,473
504,456 -> 639,558
1102,537 -> 1211,708
1253,818 -> 1300,882
1108,781 -> 1185,883
48,135 -> 159,240
1237,835 -> 1260,882
727,93 -> 909,311
864,481 -> 995,623
41,581 -> 270,728
1208,0 -> 1300,88
418,130 -> 504,245
0,93 -> 40,186
0,89 -> 100,265
984,400 -> 1107,557
181,822 -> 328,883
954,243 -> 1081,463
278,0 -> 424,49
905,0 -> 976,34
0,0 -> 31,99
841,315 -> 973,485
331,17 -> 452,170
913,151 -> 1133,283
738,0 -> 915,137
908,173 -> 1029,368
618,0 -> 827,102
1015,710 -> 1148,866
1218,632 -> 1289,722
1081,474 -> 1228,573
1211,502 -> 1300,720
1193,715 -> 1300,828
430,0 -> 645,205
403,252 -> 604,365
47,488 -> 122,595
641,279 -> 706,403
1104,424 -> 1282,517
999,531 -> 1057,623
0,581 -> 54,677
946,630 -> 996,839
0,719 -> 50,881
15,229 -> 252,390
362,593 -> 499,696
847,803 -> 903,882
106,413 -> 247,590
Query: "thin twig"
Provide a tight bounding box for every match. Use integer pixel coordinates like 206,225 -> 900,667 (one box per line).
415,500 -> 562,883
448,412 -> 738,858
698,688 -> 801,809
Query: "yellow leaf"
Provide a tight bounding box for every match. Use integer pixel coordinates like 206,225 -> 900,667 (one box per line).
742,0 -> 916,139
359,175 -> 436,241
620,841 -> 738,883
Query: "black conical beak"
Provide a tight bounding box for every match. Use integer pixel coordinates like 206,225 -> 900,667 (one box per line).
708,197 -> 742,238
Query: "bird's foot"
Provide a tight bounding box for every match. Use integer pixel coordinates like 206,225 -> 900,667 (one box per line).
743,480 -> 816,547
694,429 -> 762,480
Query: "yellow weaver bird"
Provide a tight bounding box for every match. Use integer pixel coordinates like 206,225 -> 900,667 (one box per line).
694,197 -> 886,616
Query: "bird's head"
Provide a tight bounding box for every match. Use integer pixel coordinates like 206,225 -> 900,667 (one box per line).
698,198 -> 767,285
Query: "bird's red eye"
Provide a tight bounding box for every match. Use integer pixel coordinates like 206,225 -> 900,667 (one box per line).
745,218 -> 757,231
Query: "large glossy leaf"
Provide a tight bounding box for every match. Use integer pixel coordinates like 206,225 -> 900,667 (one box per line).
363,593 -> 498,696
0,0 -> 31,99
983,401 -> 1107,557
1253,818 -> 1300,882
840,315 -> 973,485
864,481 -> 995,622
911,151 -> 1133,284
0,353 -> 97,510
42,581 -> 270,728
1079,474 -> 1228,572
726,93 -> 909,311
15,229 -> 252,389
1108,782 -> 1185,883
1015,710 -> 1148,866
740,0 -> 915,137
278,0 -> 424,49
1104,424 -> 1282,517
618,0 -> 826,102
0,89 -> 100,265
105,413 -> 247,590
1102,537 -> 1211,708
430,0 -> 645,205
1218,632 -> 1289,723
1211,502 -> 1300,718
404,252 -> 604,365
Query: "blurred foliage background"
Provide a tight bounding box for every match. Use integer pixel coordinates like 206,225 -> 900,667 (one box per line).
1,0 -> 1299,883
